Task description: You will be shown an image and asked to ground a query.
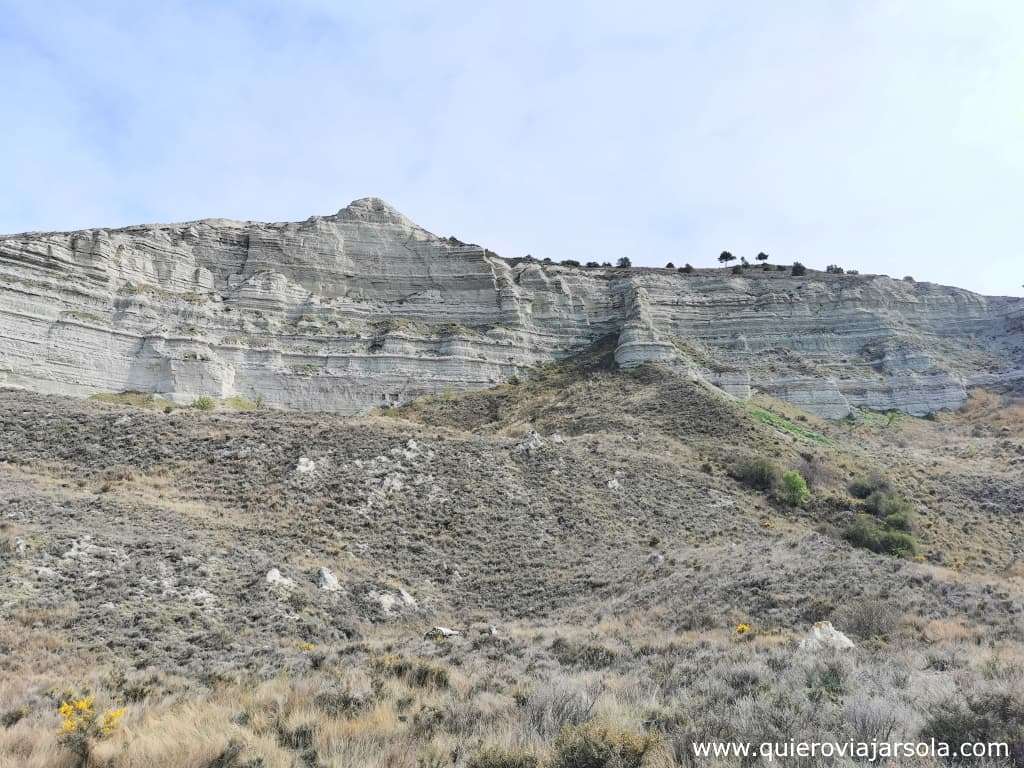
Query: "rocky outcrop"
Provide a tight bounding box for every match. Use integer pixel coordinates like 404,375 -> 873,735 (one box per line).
1,197 -> 1021,417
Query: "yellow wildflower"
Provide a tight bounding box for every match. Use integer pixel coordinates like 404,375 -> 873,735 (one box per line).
736,623 -> 752,635
100,707 -> 127,736
74,696 -> 94,713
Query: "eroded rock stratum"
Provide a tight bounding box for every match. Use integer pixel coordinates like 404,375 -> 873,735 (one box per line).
1,197 -> 1022,417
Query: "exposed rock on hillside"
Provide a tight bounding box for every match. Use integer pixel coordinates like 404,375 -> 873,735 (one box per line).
2,197 -> 1021,417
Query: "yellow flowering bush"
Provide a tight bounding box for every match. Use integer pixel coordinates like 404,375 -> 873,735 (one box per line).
735,623 -> 752,636
57,694 -> 127,744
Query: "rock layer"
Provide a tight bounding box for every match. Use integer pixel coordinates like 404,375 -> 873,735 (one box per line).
1,197 -> 1022,417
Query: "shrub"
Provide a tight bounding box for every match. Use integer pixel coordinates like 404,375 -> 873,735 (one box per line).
617,257 -> 632,268
585,261 -> 600,268
523,680 -> 601,738
192,396 -> 215,411
732,456 -> 781,492
551,722 -> 660,768
372,655 -> 450,689
679,263 -> 694,273
864,490 -> 913,519
781,470 -> 811,507
776,264 -> 787,271
848,475 -> 889,499
920,689 -> 1024,762
665,262 -> 675,269
883,510 -> 912,532
550,638 -> 618,670
57,695 -> 127,756
731,265 -> 742,274
805,659 -> 847,702
837,597 -> 900,640
843,515 -> 917,557
826,264 -> 845,274
468,748 -> 540,768
562,259 -> 581,268
903,275 -> 915,282
791,262 -> 807,276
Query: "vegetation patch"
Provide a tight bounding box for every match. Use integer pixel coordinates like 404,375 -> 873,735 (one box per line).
748,406 -> 831,444
89,391 -> 178,411
551,721 -> 661,768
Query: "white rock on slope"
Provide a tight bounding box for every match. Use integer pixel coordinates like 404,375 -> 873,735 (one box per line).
317,567 -> 340,591
799,621 -> 855,652
1,197 -> 1021,418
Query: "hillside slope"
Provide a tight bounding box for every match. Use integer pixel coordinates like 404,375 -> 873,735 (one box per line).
2,357 -> 1023,766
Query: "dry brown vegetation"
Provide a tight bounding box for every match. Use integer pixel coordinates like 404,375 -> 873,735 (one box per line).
2,353 -> 1024,766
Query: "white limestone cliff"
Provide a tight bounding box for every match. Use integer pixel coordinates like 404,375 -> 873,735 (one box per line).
1,198 -> 1021,417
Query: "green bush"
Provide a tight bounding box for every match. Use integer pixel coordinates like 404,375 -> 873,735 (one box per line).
551,722 -> 659,768
843,515 -> 917,558
192,396 -> 215,411
883,511 -> 912,532
781,470 -> 811,507
864,491 -> 913,518
732,457 -> 781,492
848,475 -> 888,499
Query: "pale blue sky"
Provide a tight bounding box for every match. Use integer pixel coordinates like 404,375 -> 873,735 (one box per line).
2,1 -> 1022,296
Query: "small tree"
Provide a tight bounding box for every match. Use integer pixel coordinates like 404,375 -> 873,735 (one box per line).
826,264 -> 845,274
561,259 -> 581,267
756,252 -> 769,262
718,251 -> 736,265
740,256 -> 750,267
585,261 -> 600,268
781,470 -> 811,507
617,257 -> 632,268
791,262 -> 807,276
665,262 -> 675,269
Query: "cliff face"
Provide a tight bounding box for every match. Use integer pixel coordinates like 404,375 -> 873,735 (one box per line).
1,197 -> 1021,417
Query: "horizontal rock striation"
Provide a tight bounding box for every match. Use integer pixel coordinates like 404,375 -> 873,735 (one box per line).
1,197 -> 1022,417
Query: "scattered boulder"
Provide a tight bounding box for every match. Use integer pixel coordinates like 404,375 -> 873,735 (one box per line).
424,626 -> 461,640
515,431 -> 546,455
647,552 -> 665,567
799,621 -> 855,652
607,478 -> 622,491
318,567 -> 340,591
370,587 -> 418,614
295,457 -> 316,474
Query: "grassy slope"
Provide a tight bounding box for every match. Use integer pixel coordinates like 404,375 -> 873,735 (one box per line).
1,355 -> 1023,767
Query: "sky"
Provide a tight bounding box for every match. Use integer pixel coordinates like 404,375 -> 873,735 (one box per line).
1,0 -> 1022,296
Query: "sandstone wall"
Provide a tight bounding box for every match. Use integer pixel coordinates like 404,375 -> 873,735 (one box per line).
1,198 -> 1021,417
